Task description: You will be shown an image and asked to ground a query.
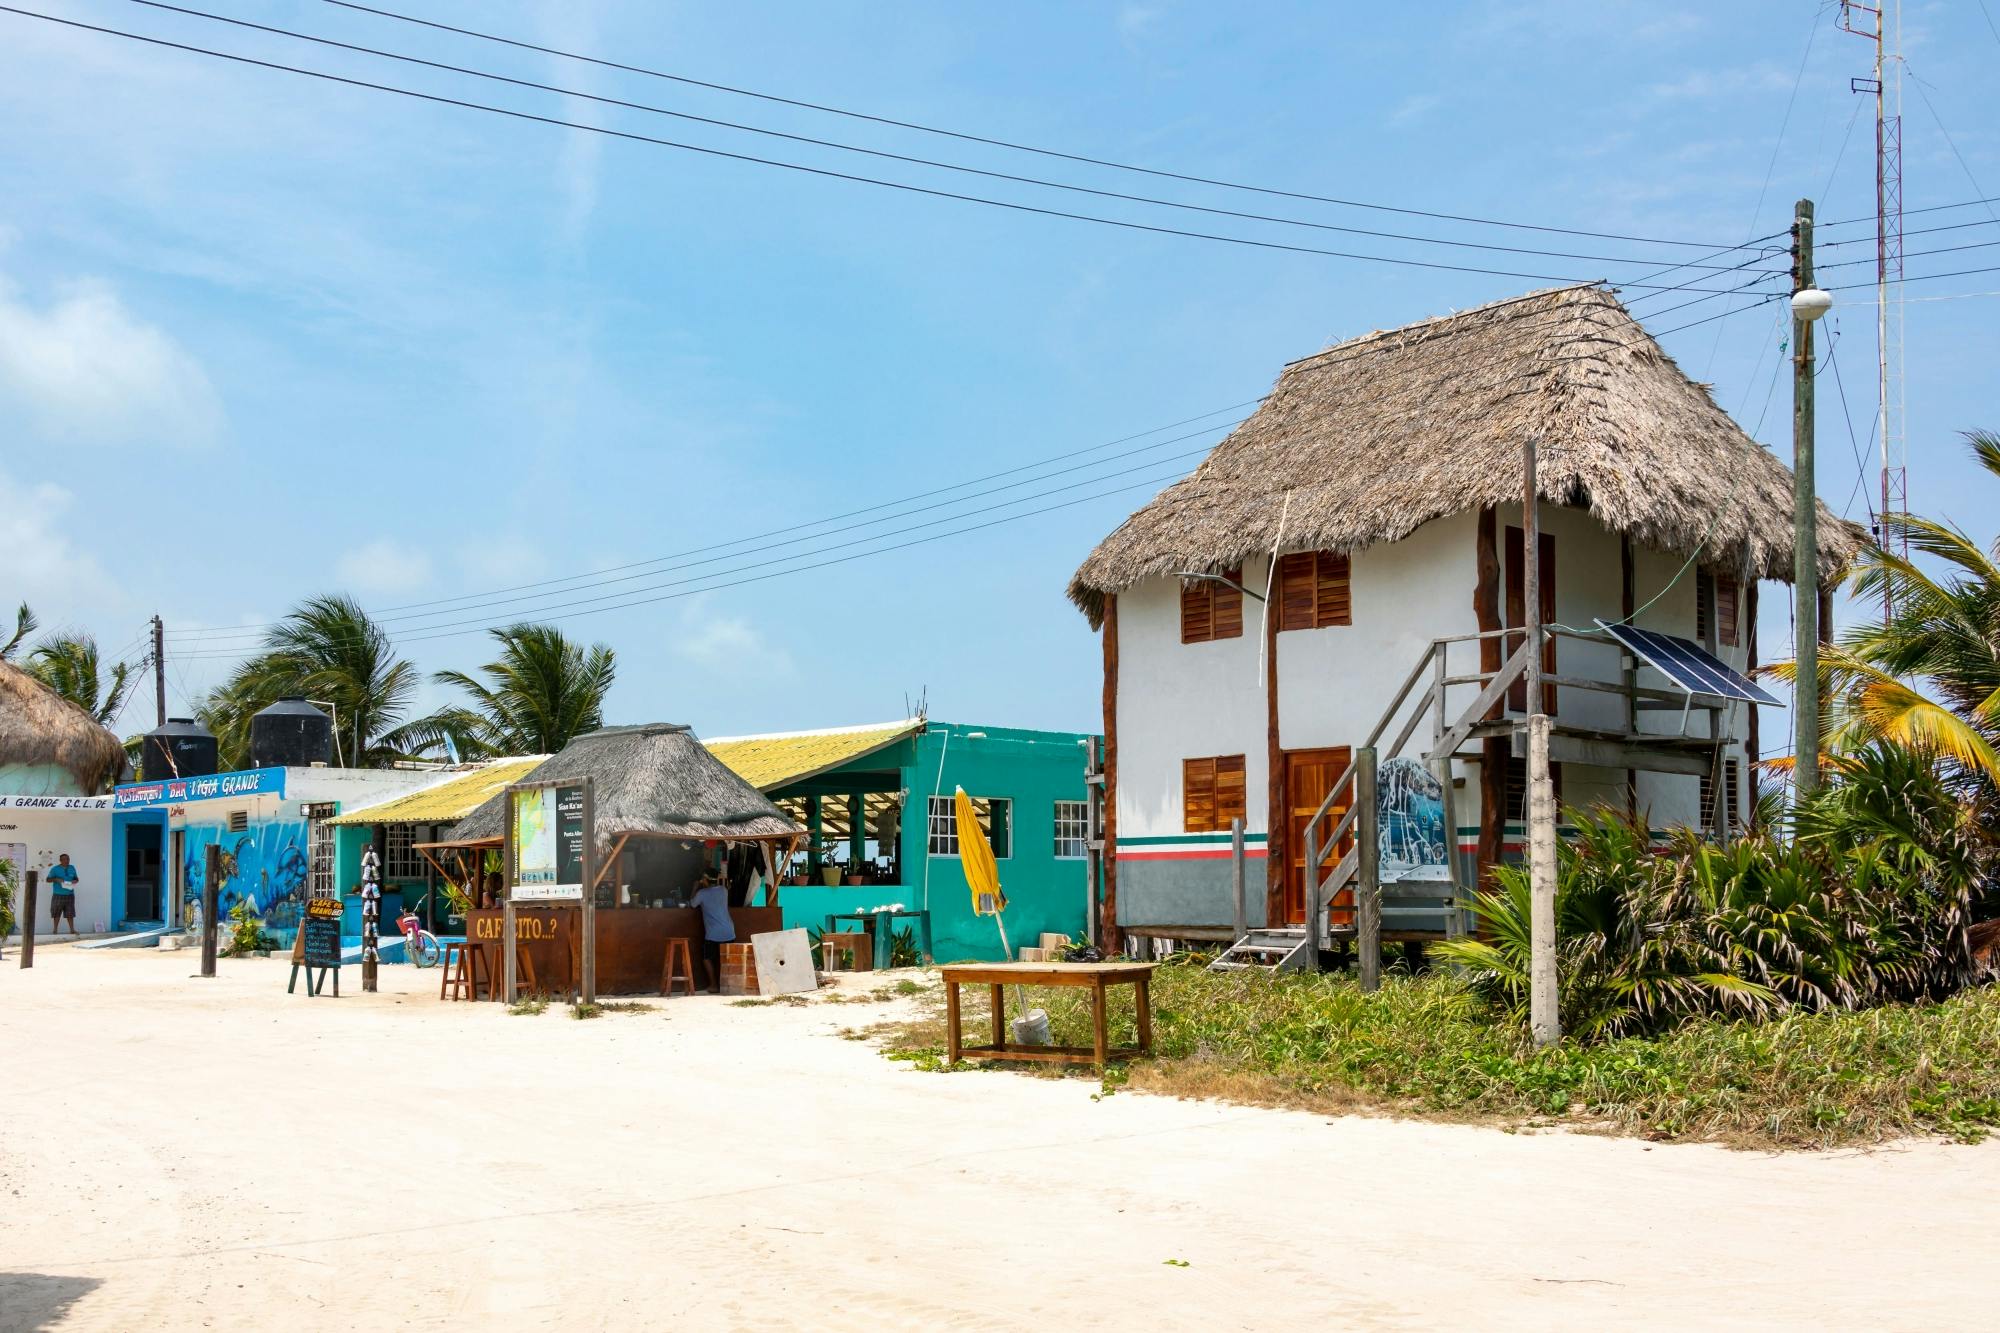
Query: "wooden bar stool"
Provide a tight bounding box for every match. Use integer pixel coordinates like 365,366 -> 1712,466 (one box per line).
660,937 -> 697,997
441,941 -> 473,1000
820,931 -> 873,972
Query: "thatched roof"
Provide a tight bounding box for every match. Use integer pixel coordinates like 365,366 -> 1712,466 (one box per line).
449,723 -> 803,848
1069,285 -> 1868,625
0,659 -> 128,795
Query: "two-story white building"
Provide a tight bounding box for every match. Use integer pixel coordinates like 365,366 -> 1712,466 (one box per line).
1068,285 -> 1865,954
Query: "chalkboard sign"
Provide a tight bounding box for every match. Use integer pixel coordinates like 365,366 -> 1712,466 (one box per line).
289,896 -> 343,996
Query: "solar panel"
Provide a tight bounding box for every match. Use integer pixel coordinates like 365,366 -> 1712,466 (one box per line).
1595,620 -> 1781,707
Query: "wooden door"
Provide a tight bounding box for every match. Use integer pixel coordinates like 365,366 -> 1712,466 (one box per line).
1284,747 -> 1352,926
1505,526 -> 1557,714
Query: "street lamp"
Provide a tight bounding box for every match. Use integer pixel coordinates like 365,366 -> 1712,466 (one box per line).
1173,570 -> 1266,602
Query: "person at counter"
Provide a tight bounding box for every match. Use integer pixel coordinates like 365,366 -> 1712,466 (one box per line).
690,873 -> 735,994
481,872 -> 503,910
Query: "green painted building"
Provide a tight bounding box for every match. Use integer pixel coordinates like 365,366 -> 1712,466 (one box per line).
705,719 -> 1098,963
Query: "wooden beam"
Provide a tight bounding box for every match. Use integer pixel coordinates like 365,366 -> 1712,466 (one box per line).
1538,733 -> 1717,777
1100,594 -> 1121,952
1475,506 -> 1507,895
1264,569 -> 1287,931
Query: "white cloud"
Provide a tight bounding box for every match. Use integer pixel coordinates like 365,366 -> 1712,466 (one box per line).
1386,94 -> 1442,128
0,468 -> 121,614
671,603 -> 794,679
1117,5 -> 1163,40
1647,64 -> 1794,101
335,538 -> 434,596
0,274 -> 221,446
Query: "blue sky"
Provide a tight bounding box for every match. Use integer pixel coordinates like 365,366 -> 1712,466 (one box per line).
3,0 -> 1995,745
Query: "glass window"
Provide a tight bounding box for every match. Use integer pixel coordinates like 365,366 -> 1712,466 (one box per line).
1053,801 -> 1089,859
926,795 -> 1011,858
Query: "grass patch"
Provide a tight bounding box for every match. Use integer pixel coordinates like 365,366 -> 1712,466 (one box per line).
874,963 -> 2000,1148
506,996 -> 549,1017
597,1000 -> 658,1014
570,1002 -> 602,1020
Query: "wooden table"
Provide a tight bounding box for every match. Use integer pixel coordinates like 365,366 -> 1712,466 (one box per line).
940,962 -> 1156,1072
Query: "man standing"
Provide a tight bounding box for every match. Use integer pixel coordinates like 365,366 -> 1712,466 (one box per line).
46,853 -> 79,936
690,873 -> 735,994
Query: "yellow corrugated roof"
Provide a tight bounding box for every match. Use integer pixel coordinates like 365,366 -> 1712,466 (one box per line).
702,719 -> 921,791
325,757 -> 548,826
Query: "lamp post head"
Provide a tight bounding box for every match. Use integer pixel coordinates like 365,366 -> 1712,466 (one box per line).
1790,288 -> 1833,322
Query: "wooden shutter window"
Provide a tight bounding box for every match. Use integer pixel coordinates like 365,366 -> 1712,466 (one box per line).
1716,575 -> 1740,647
1179,567 -> 1244,643
1183,754 -> 1246,832
1277,552 -> 1351,631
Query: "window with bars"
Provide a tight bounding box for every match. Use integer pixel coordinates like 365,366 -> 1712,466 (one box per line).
1276,551 -> 1351,631
1053,800 -> 1090,859
1180,566 -> 1244,643
308,818 -> 334,897
927,795 -> 1012,858
383,824 -> 428,880
1700,759 -> 1743,835
1715,574 -> 1740,647
1183,755 -> 1247,833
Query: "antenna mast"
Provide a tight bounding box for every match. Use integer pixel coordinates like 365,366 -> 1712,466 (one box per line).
1842,0 -> 1904,617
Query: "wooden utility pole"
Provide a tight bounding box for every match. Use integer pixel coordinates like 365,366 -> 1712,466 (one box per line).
151,615 -> 167,729
1792,199 -> 1823,797
200,844 -> 220,978
1524,438 -> 1559,1047
19,870 -> 37,969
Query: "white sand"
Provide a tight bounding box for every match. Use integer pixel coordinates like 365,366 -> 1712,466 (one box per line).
2,944 -> 1993,1331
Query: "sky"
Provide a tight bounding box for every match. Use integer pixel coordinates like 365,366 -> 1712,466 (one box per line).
2,0 -> 1996,747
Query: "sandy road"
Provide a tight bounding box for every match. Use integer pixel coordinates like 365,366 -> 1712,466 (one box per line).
2,944 -> 1993,1331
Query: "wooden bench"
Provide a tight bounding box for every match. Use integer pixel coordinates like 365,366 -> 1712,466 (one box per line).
939,962 -> 1156,1073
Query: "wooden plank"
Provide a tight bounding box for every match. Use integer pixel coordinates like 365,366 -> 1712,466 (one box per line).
1092,977 -> 1109,1070
945,980 -> 962,1065
957,1044 -> 1147,1065
938,962 -> 1157,986
1101,594 -> 1120,952
1541,734 -> 1717,776
991,984 -> 1006,1048
1135,976 -> 1152,1053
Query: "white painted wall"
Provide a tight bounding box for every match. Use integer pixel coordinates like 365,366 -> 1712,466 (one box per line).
1116,554 -> 1274,838
0,805 -> 115,937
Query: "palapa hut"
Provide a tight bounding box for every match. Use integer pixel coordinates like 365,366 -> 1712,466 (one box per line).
1068,284 -> 1868,956
431,723 -> 803,995
0,659 -> 128,796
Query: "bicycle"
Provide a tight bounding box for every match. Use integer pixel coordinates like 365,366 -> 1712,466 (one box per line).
397,907 -> 443,968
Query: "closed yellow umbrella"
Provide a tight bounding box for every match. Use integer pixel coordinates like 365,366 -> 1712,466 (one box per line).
955,786 -> 1006,919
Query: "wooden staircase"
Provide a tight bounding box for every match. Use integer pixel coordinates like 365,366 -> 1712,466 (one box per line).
1208,927 -> 1311,974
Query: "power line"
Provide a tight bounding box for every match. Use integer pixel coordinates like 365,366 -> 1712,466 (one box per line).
1818,214 -> 1998,247
322,0 -> 1737,251
1828,262 -> 2000,290
0,6 -> 1786,293
117,0 -> 1766,274
171,291 -> 1781,660
1824,328 -> 1877,522
1817,235 -> 2000,269
1820,194 -> 2000,227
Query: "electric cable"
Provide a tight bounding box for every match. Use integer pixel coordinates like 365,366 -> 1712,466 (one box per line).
0,5 -> 1778,293
320,0 -> 1741,250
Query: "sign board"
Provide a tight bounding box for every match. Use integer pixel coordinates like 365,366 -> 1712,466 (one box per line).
289,895 -> 343,996
511,782 -> 587,901
115,768 -> 285,809
300,801 -> 337,821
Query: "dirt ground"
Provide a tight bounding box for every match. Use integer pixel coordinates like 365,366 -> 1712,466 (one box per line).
3,945 -> 1995,1331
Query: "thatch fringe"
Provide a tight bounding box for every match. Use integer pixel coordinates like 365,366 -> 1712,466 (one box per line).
0,659 -> 127,794
1068,285 -> 1868,626
450,723 -> 801,848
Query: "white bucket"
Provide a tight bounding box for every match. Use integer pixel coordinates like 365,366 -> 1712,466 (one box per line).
1011,1008 -> 1052,1046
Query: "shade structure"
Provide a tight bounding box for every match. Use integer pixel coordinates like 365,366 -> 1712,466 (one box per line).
0,659 -> 128,795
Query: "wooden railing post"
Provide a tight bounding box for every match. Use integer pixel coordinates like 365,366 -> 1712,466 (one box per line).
1356,747 -> 1381,993
1301,821 -> 1321,974
1230,817 -> 1246,944
19,871 -> 36,969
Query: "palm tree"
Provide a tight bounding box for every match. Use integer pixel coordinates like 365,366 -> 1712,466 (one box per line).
26,632 -> 138,726
407,623 -> 616,759
211,595 -> 422,767
1771,431 -> 2000,787
0,603 -> 36,662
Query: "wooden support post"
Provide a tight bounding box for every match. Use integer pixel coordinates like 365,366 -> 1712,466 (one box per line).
1230,817 -> 1246,945
1527,714 -> 1559,1047
580,777 -> 597,1006
1474,506 -> 1506,898
19,871 -> 36,969
1434,756 -> 1465,937
503,807 -> 518,1005
849,793 -> 866,872
1355,748 -> 1381,993
200,845 -> 220,979
807,794 -> 823,879
1302,819 -> 1320,975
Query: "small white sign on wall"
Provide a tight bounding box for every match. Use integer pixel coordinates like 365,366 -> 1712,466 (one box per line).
751,928 -> 818,996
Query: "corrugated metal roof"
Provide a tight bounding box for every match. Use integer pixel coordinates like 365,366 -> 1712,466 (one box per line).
324,757 -> 548,826
702,719 -> 921,792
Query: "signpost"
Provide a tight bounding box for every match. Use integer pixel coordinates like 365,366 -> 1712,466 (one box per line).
200,844 -> 220,980
289,895 -> 342,996
503,777 -> 595,1004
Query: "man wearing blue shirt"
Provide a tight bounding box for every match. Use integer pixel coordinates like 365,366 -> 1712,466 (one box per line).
45,853 -> 79,935
690,874 -> 735,993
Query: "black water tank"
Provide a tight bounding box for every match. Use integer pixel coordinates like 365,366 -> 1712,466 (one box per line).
142,717 -> 218,781
250,697 -> 335,769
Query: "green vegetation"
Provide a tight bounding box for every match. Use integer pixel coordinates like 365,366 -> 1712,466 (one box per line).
221,899 -> 274,956
0,856 -> 17,942
24,632 -> 137,726
507,996 -> 550,1016
399,623 -> 617,760
879,962 -> 2000,1147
